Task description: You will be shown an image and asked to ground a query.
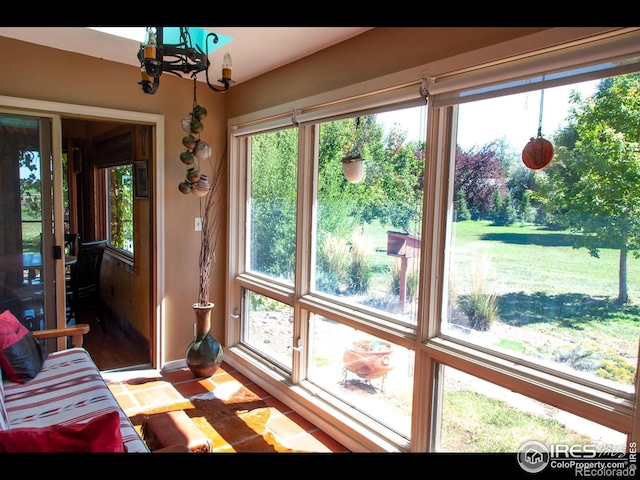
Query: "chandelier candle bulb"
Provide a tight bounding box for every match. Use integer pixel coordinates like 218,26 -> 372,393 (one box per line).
144,44 -> 156,60
143,29 -> 156,59
141,71 -> 152,82
222,53 -> 232,80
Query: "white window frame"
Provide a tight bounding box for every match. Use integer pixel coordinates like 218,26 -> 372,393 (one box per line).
225,27 -> 640,452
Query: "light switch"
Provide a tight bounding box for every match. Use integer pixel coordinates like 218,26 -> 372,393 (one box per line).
195,217 -> 202,231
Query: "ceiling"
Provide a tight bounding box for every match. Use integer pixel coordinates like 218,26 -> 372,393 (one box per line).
0,26 -> 373,85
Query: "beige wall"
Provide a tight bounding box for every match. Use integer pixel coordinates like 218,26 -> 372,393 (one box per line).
0,35 -> 227,363
0,27 -> 548,365
225,27 -> 548,118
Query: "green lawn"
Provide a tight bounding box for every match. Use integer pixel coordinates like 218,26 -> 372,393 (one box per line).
356,219 -> 639,382
449,220 -> 640,381
451,220 -> 639,299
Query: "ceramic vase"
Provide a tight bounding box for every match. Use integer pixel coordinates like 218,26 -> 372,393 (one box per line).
185,302 -> 223,378
191,174 -> 210,197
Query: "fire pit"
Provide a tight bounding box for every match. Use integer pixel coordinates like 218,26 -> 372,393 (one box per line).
342,339 -> 394,392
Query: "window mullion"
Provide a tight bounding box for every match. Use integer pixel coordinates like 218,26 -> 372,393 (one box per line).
291,125 -> 316,382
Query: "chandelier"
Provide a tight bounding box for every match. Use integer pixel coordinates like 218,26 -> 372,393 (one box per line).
137,26 -> 234,95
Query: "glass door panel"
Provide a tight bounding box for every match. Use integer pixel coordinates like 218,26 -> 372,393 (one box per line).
0,113 -> 58,334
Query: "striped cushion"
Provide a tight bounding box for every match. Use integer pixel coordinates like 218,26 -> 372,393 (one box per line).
0,374 -> 8,431
3,348 -> 148,452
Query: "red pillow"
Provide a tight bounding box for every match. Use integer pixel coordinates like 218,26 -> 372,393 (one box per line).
0,310 -> 48,383
0,411 -> 126,452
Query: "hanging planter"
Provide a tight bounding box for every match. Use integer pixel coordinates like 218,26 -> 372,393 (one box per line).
522,89 -> 554,170
341,155 -> 365,183
191,174 -> 210,197
522,134 -> 554,170
341,117 -> 365,184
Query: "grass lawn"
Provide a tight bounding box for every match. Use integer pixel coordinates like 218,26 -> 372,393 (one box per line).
451,220 -> 639,299
449,220 -> 640,383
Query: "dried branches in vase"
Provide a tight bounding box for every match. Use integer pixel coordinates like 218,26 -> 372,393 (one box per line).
186,147 -> 226,378
197,151 -> 226,307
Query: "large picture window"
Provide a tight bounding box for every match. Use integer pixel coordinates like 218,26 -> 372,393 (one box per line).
435,74 -> 639,451
227,31 -> 640,452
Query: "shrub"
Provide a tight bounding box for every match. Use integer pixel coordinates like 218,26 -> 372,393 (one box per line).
318,232 -> 351,293
465,253 -> 499,331
349,230 -> 374,294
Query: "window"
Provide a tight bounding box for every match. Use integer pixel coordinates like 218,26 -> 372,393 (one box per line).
433,75 -> 638,451
231,102 -> 427,449
94,127 -> 136,260
105,164 -> 133,254
314,113 -> 424,327
228,29 -> 640,452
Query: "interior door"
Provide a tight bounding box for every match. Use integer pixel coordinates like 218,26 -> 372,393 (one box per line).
0,112 -> 64,344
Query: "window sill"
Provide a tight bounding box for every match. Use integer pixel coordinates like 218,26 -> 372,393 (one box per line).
105,246 -> 134,269
223,346 -> 410,452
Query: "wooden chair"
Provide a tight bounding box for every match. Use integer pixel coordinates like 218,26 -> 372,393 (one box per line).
64,233 -> 80,257
66,240 -> 107,332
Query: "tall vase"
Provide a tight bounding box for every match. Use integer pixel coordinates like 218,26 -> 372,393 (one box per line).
185,302 -> 223,378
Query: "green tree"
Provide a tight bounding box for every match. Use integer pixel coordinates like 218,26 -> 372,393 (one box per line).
250,128 -> 298,279
521,189 -> 535,224
537,73 -> 640,303
492,190 -> 516,226
318,115 -> 424,236
508,164 -> 538,223
454,143 -> 508,220
455,187 -> 471,221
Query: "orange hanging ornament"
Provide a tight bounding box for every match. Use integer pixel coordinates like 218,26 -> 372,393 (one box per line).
522,89 -> 554,170
522,134 -> 554,170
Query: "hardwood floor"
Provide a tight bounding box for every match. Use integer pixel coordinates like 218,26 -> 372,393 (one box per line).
72,304 -> 151,371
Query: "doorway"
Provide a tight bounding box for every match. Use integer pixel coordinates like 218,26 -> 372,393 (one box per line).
63,118 -> 154,371
0,95 -> 165,371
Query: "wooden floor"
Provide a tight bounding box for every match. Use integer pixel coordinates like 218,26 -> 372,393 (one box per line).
73,304 -> 151,371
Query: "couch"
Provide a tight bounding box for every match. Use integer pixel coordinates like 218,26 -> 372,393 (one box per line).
0,309 -> 149,453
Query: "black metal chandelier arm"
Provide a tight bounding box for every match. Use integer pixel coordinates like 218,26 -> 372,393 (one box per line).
139,74 -> 160,94
204,68 -> 231,92
137,26 -> 232,94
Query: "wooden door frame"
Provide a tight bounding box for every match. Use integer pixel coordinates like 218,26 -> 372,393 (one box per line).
0,95 -> 165,367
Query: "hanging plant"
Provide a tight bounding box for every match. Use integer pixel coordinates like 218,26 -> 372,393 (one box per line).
341,117 -> 365,183
522,89 -> 554,170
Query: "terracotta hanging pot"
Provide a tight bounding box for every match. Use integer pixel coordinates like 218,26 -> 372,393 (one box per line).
182,134 -> 197,150
180,150 -> 195,166
178,181 -> 192,195
186,167 -> 201,183
193,140 -> 212,161
181,114 -> 195,134
522,135 -> 554,170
